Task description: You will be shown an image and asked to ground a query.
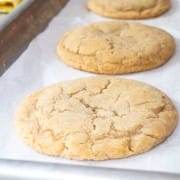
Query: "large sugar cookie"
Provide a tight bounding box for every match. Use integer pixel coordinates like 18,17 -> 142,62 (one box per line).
57,22 -> 175,74
15,77 -> 177,160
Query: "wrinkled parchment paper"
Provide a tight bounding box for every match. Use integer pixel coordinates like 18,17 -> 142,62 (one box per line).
0,0 -> 180,174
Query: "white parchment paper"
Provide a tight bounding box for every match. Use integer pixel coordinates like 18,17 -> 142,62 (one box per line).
0,0 -> 180,174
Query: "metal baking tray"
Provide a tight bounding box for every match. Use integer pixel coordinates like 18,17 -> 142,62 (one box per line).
0,0 -> 180,179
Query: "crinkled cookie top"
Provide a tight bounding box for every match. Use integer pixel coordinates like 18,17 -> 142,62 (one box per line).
58,22 -> 175,74
15,77 -> 177,160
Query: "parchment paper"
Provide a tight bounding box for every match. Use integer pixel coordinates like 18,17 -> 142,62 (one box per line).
0,0 -> 180,174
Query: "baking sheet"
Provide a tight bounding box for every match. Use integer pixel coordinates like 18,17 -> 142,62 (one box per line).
0,0 -> 180,174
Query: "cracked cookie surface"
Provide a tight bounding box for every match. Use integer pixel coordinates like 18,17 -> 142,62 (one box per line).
15,77 -> 177,160
87,0 -> 171,19
57,22 -> 175,75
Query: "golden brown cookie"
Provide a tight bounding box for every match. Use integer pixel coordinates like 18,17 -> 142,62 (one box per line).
15,77 -> 177,160
57,22 -> 175,75
87,0 -> 171,19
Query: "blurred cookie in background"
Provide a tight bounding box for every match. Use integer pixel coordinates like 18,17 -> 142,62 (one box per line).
87,0 -> 171,19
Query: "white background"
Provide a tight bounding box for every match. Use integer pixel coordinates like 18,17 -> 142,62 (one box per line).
0,0 -> 180,177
